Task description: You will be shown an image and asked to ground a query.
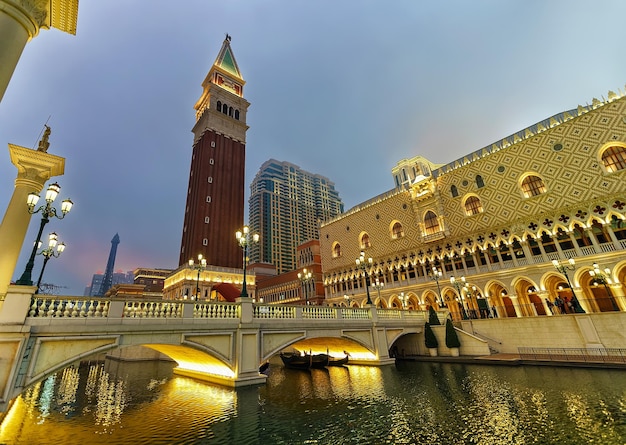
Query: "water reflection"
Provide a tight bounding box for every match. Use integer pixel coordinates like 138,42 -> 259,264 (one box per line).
1,357 -> 626,444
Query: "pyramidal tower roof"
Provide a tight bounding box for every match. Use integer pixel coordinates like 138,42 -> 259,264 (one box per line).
213,34 -> 242,79
194,34 -> 247,121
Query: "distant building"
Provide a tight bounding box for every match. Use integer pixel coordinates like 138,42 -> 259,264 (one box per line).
134,268 -> 172,295
255,240 -> 324,305
85,270 -> 133,296
178,35 -> 249,269
248,159 -> 343,274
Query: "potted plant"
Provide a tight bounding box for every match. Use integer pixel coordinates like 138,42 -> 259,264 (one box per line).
424,322 -> 438,356
428,305 -> 441,325
445,318 -> 461,356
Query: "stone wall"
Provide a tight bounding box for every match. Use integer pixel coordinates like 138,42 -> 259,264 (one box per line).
459,312 -> 626,354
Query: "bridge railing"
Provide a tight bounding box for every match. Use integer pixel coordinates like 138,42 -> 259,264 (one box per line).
518,347 -> 626,363
26,296 -> 242,320
25,296 -> 430,324
377,308 -> 427,320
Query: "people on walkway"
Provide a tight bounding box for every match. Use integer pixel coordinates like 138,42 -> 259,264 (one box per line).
555,296 -> 565,314
545,298 -> 554,314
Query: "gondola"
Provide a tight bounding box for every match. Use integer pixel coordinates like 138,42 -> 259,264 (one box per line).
280,352 -> 311,370
327,354 -> 349,366
280,352 -> 329,369
310,353 -> 329,368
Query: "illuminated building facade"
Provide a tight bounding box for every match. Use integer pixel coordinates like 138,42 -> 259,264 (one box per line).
255,239 -> 324,305
320,89 -> 626,320
179,35 -> 249,269
249,159 -> 343,274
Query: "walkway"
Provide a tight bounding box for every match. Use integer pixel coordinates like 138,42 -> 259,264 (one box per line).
401,352 -> 626,369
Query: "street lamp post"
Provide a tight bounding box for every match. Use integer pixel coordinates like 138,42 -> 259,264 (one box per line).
429,265 -> 444,306
470,285 -> 482,318
298,268 -> 313,305
188,254 -> 207,300
355,251 -> 373,305
589,263 -> 619,311
235,226 -> 259,298
372,277 -> 384,304
450,276 -> 469,319
34,232 -> 65,294
552,258 -> 585,313
16,182 -> 72,286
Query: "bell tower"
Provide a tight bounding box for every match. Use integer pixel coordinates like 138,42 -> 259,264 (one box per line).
179,35 -> 250,268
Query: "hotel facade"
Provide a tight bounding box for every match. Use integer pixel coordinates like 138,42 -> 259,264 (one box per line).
320,89 -> 626,321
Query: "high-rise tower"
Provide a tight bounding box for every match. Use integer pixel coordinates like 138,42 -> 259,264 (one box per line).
179,35 -> 250,268
249,159 -> 344,274
97,233 -> 120,296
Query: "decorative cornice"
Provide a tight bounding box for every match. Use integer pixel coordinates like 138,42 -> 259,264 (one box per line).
8,143 -> 65,177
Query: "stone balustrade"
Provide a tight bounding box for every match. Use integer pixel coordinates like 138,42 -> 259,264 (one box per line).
25,296 -> 431,323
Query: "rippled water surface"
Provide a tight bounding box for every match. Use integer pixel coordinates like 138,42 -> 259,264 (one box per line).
1,358 -> 626,444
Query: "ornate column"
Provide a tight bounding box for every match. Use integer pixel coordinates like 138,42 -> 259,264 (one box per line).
585,228 -> 602,253
0,0 -> 78,102
604,224 -> 621,250
0,142 -> 65,298
609,283 -> 626,311
509,295 -> 522,318
537,290 -> 554,316
567,232 -> 583,256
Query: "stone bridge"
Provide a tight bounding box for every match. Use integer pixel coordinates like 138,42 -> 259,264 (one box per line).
0,285 -> 429,412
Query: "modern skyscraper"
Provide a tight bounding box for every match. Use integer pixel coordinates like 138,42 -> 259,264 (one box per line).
179,35 -> 249,269
249,159 -> 344,274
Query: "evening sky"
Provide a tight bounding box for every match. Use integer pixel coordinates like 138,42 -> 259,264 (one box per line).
1,1 -> 625,294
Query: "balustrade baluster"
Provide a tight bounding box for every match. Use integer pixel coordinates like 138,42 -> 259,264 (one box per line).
46,299 -> 56,317
87,300 -> 96,317
29,298 -> 39,317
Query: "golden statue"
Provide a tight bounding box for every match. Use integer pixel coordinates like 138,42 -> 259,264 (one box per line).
37,125 -> 51,152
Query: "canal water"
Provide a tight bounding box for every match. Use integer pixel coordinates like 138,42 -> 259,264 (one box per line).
1,357 -> 625,444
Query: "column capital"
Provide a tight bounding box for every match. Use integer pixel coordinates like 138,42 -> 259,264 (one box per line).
9,143 -> 65,183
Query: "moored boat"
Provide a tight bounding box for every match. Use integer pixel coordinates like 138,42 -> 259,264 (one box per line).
310,353 -> 329,368
327,354 -> 349,366
280,352 -> 312,370
280,352 -> 329,369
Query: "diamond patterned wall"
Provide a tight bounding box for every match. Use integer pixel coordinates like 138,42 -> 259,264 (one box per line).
321,94 -> 626,278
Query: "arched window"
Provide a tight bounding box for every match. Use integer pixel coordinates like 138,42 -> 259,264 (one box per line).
450,185 -> 458,197
601,145 -> 626,172
424,211 -> 439,235
222,105 -> 228,115
360,233 -> 371,249
464,196 -> 483,215
539,231 -> 556,253
332,243 -> 342,258
476,175 -> 485,188
521,175 -> 546,197
217,101 -> 222,112
391,222 -> 404,239
228,106 -> 233,117
234,109 -> 240,120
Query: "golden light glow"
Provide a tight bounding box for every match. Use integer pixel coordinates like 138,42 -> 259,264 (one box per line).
175,361 -> 235,379
289,338 -> 377,362
146,344 -> 235,379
